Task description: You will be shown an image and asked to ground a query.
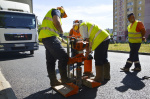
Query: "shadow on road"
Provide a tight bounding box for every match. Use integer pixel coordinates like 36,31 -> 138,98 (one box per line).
24,86 -> 98,99
115,71 -> 145,92
0,52 -> 33,61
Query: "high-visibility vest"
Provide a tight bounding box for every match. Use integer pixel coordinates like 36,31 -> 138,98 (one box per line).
80,22 -> 109,51
72,30 -> 81,38
127,20 -> 142,43
38,8 -> 62,41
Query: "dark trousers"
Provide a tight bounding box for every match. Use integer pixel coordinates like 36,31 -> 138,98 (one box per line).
42,36 -> 69,74
125,43 -> 141,68
128,43 -> 141,62
94,39 -> 110,66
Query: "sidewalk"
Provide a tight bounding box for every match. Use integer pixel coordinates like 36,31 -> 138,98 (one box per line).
0,70 -> 17,99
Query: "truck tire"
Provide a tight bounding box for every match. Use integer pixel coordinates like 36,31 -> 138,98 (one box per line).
30,50 -> 34,55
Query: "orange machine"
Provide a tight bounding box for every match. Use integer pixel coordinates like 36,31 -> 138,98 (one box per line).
53,37 -> 101,97
67,37 -> 101,88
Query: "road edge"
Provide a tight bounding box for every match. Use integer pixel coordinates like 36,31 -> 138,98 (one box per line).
0,69 -> 17,99
39,43 -> 150,55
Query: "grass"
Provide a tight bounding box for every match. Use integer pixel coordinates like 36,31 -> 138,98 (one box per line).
108,43 -> 150,53
39,42 -> 150,53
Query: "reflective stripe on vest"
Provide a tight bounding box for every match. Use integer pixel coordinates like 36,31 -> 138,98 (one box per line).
128,32 -> 141,34
41,27 -> 60,34
88,24 -> 94,36
44,17 -> 53,21
41,17 -> 60,35
128,37 -> 142,39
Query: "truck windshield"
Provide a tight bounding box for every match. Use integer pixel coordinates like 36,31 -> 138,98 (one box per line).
0,12 -> 36,29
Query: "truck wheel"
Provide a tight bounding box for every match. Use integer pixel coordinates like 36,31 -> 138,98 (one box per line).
30,50 -> 34,55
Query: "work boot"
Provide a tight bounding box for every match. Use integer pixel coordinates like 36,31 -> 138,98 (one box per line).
120,60 -> 133,72
59,68 -> 73,84
93,65 -> 104,83
120,67 -> 129,72
48,72 -> 62,86
83,72 -> 94,77
132,62 -> 141,71
104,62 -> 110,80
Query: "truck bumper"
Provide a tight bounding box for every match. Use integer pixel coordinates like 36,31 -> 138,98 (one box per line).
0,42 -> 39,52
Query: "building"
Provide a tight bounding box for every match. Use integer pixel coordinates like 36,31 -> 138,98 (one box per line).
113,0 -> 150,42
1,0 -> 33,13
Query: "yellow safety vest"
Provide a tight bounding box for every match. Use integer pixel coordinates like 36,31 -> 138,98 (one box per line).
127,20 -> 142,43
38,8 -> 62,41
80,22 -> 109,51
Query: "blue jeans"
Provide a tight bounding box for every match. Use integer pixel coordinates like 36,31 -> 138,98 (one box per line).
94,39 -> 110,66
42,36 -> 69,74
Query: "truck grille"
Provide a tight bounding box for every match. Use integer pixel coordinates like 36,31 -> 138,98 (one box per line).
4,33 -> 32,41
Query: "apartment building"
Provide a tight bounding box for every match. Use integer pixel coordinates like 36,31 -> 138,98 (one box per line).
113,0 -> 150,42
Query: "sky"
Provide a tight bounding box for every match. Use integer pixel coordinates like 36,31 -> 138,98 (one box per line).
33,0 -> 113,32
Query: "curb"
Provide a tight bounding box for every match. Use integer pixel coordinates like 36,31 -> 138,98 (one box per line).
108,50 -> 150,55
0,70 -> 17,99
39,43 -> 150,56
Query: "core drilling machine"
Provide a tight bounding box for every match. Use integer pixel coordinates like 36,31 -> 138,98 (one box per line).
52,36 -> 101,97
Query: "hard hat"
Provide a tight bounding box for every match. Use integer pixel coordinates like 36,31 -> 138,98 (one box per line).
75,20 -> 79,23
57,6 -> 67,18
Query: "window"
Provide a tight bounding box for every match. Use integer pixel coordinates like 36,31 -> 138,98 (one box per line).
127,2 -> 133,6
138,7 -> 141,10
139,1 -> 142,4
0,12 -> 36,29
138,13 -> 141,16
127,8 -> 133,11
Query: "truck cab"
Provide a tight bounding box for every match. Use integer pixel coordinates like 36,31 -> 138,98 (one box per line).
0,0 -> 39,54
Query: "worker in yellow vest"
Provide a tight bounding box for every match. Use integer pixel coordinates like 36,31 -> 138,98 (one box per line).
121,13 -> 146,72
38,6 -> 72,86
73,22 -> 111,83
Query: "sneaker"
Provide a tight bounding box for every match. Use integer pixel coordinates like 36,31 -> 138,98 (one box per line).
120,67 -> 129,72
131,67 -> 141,71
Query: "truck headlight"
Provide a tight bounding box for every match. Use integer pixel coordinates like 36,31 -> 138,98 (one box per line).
34,43 -> 37,46
0,45 -> 4,47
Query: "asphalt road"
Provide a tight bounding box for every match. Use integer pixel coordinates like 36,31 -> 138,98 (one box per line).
0,45 -> 150,99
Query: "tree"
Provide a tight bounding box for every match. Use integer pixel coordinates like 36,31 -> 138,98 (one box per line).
38,21 -> 42,35
105,29 -> 113,38
63,32 -> 69,36
147,34 -> 150,40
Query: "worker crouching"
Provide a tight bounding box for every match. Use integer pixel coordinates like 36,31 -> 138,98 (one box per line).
74,22 -> 111,83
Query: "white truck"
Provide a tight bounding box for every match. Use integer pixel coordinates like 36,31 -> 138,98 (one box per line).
0,0 -> 39,54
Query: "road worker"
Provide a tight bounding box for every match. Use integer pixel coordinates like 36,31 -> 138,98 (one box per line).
38,6 -> 72,86
120,13 -> 146,72
69,20 -> 82,57
73,22 -> 111,83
